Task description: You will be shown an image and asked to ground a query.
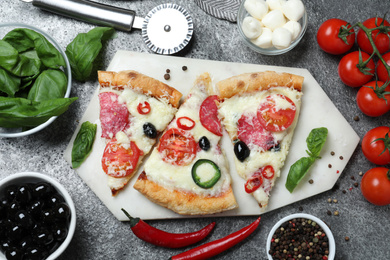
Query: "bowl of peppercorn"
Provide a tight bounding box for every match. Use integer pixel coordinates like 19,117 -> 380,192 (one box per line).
266,213 -> 336,260
0,172 -> 76,260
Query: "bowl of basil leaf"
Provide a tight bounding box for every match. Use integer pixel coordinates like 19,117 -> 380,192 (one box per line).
0,23 -> 76,138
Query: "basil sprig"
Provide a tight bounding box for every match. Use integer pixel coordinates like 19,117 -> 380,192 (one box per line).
72,121 -> 97,169
66,27 -> 115,81
285,127 -> 328,193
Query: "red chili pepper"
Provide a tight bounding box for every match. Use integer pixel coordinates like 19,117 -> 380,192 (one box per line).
121,208 -> 215,248
137,101 -> 151,114
177,116 -> 196,130
171,216 -> 261,260
261,165 -> 275,179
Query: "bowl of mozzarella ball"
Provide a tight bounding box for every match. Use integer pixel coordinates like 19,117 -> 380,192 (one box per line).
238,0 -> 307,55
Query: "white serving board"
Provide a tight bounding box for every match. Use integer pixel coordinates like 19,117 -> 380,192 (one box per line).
64,51 -> 360,221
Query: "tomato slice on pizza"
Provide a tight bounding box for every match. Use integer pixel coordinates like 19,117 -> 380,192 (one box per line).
134,73 -> 237,215
97,70 -> 182,196
217,71 -> 304,209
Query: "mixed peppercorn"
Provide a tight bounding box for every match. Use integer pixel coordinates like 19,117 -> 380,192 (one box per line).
269,218 -> 330,260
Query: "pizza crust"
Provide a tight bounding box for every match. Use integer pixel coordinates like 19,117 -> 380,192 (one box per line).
98,70 -> 182,108
133,172 -> 238,215
216,71 -> 304,99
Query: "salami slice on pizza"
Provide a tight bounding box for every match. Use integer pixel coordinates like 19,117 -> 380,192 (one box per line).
98,70 -> 182,196
216,71 -> 304,209
134,73 -> 238,215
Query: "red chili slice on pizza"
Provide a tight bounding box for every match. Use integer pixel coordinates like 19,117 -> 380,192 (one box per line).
134,73 -> 237,215
97,70 -> 182,196
217,71 -> 304,209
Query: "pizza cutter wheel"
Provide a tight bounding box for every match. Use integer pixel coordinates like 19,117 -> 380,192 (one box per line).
21,0 -> 194,55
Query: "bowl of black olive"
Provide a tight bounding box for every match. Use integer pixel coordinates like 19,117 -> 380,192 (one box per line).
0,172 -> 76,260
266,213 -> 335,260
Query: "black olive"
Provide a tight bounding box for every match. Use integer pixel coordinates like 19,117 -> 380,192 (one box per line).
199,136 -> 210,151
46,194 -> 64,208
25,246 -> 48,260
7,201 -> 21,221
28,200 -> 43,220
1,240 -> 12,251
15,210 -> 34,229
19,236 -> 34,251
5,185 -> 18,201
5,247 -> 23,260
143,123 -> 157,138
33,227 -> 53,246
234,141 -> 250,162
52,224 -> 68,242
32,182 -> 53,199
15,185 -> 32,205
7,223 -> 23,242
54,202 -> 71,221
40,209 -> 55,224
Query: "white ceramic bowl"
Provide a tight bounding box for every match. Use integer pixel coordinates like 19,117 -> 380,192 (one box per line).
0,172 -> 76,260
237,0 -> 308,55
0,23 -> 72,138
266,213 -> 336,260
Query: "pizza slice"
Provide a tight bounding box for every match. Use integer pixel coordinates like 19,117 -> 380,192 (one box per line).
133,73 -> 238,215
216,71 -> 304,209
97,70 -> 182,196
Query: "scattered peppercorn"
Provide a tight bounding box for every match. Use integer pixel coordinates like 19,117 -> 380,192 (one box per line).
328,164 -> 332,168
327,198 -> 332,203
166,69 -> 170,73
327,210 -> 332,216
330,151 -> 335,156
333,199 -> 338,203
342,190 -> 346,194
353,116 -> 360,121
309,179 -> 314,184
353,182 -> 359,187
359,171 -> 363,176
182,66 -> 188,71
339,156 -> 344,160
351,176 -> 355,180
334,211 -> 339,216
164,73 -> 170,80
345,236 -> 350,241
268,218 -> 330,260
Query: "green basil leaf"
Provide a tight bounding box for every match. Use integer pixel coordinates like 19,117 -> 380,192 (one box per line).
27,69 -> 68,101
66,27 -> 115,81
285,157 -> 316,193
0,96 -> 78,128
0,40 -> 19,72
19,28 -> 66,69
0,68 -> 20,97
3,29 -> 35,52
306,127 -> 328,158
72,121 -> 97,168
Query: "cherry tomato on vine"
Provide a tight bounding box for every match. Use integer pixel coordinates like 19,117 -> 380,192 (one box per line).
338,51 -> 375,87
356,81 -> 390,117
377,52 -> 390,83
361,126 -> 390,165
317,18 -> 355,55
361,167 -> 390,206
357,17 -> 390,54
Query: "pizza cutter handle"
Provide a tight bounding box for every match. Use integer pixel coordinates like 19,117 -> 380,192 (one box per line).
31,0 -> 138,31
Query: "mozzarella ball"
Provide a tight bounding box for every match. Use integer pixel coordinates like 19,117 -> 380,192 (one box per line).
282,20 -> 301,40
244,0 -> 269,20
251,27 -> 273,48
272,27 -> 292,49
282,0 -> 305,21
262,10 -> 286,30
266,0 -> 286,11
241,16 -> 263,39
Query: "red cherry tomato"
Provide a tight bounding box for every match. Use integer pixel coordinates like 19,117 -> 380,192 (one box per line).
361,126 -> 390,165
158,128 -> 197,166
317,18 -> 355,55
361,167 -> 390,206
102,139 -> 142,178
199,95 -> 222,136
257,94 -> 296,132
357,17 -> 390,54
177,117 -> 195,130
338,51 -> 375,87
377,52 -> 390,83
356,81 -> 390,117
137,101 -> 151,115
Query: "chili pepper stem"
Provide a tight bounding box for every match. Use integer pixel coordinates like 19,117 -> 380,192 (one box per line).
121,208 -> 140,228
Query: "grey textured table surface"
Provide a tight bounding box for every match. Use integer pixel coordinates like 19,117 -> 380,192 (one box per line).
1,0 -> 390,259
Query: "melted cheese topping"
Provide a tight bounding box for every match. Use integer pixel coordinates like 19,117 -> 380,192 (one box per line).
143,83 -> 232,196
219,86 -> 302,206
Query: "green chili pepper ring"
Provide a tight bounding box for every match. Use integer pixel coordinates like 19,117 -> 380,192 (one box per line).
191,159 -> 221,189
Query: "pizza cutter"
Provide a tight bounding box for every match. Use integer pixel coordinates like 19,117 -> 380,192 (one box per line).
21,0 -> 194,55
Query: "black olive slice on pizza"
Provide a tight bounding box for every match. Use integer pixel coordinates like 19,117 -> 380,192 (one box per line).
134,73 -> 238,215
216,71 -> 304,209
98,70 -> 182,196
